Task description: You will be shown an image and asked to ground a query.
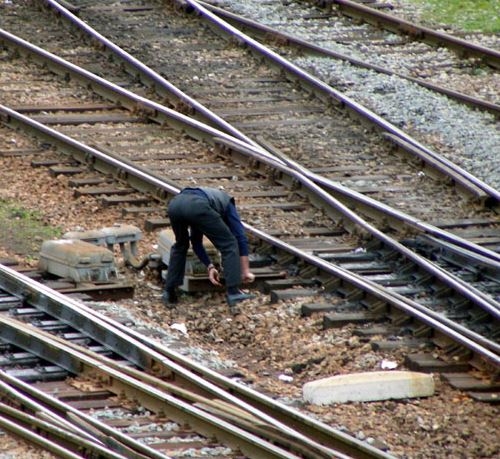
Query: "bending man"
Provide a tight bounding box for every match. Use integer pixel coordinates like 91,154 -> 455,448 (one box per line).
163,187 -> 255,309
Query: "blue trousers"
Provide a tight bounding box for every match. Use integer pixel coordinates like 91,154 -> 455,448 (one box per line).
164,193 -> 240,291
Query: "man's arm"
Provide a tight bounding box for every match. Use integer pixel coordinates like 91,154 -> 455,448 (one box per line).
190,228 -> 222,286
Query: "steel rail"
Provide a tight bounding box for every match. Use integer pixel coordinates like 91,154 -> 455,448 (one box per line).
0,379 -> 106,445
1,101 -> 498,345
4,263 -> 465,459
60,330 -> 386,459
0,402 -> 128,459
249,225 -> 500,359
3,34 -> 500,299
0,258 -> 497,459
0,371 -> 175,459
54,336 -> 354,459
0,265 -> 365,459
0,313 -> 319,459
0,414 -> 84,459
76,290 -> 500,452
0,9 -> 494,452
417,235 -> 500,281
6,8 -> 496,263
44,0 -> 499,204
324,0 -> 500,69
4,28 -> 492,328
3,91 -> 500,348
0,28 -> 274,159
197,0 -> 500,116
11,4 -> 498,255
186,0 -> 500,204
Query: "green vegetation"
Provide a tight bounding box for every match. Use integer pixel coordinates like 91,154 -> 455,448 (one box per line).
0,200 -> 62,259
414,0 -> 500,33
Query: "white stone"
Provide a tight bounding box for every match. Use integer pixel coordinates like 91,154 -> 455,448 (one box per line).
303,371 -> 434,404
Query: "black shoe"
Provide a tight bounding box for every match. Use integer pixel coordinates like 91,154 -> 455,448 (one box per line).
162,289 -> 178,307
226,292 -> 256,307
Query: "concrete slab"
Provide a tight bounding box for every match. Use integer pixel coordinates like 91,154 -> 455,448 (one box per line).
303,371 -> 434,404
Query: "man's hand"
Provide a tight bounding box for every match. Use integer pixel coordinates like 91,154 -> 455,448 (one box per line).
208,265 -> 222,286
242,272 -> 255,283
240,255 -> 255,284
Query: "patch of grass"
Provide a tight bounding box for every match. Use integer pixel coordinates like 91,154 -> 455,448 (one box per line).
414,0 -> 500,33
0,200 -> 62,259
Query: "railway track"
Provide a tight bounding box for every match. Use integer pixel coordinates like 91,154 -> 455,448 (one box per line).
35,0 -> 499,195
2,0 -> 499,211
200,0 -> 500,115
0,0 -> 499,456
0,263 -> 389,459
